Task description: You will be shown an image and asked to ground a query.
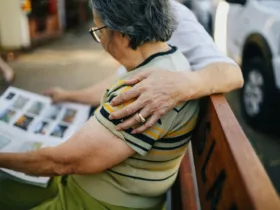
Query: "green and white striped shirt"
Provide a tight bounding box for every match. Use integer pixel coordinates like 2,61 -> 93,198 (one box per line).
74,47 -> 199,209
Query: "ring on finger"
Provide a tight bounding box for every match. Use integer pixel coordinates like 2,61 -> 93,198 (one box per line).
138,113 -> 146,123
134,114 -> 142,123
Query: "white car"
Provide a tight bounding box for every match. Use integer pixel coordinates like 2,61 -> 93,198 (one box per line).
214,0 -> 280,127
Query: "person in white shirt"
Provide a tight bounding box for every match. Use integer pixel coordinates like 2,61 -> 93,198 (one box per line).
45,0 -> 243,132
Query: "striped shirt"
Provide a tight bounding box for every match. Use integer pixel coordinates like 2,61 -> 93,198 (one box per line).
74,47 -> 200,209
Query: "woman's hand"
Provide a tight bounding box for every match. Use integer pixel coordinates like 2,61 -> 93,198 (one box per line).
109,70 -> 201,133
43,87 -> 69,103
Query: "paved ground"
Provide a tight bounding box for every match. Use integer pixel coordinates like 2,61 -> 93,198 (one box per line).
0,27 -> 118,94
0,27 -> 279,193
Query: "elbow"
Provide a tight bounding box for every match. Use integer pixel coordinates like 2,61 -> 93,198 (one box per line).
53,157 -> 78,176
235,70 -> 244,89
234,65 -> 245,89
53,160 -> 103,176
45,148 -> 78,176
226,64 -> 244,92
53,163 -> 76,176
238,78 -> 245,89
56,157 -> 107,175
46,148 -> 107,176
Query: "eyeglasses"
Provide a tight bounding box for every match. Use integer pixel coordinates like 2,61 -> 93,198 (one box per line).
89,26 -> 107,43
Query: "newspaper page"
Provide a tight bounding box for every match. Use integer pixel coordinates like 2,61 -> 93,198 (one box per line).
0,87 -> 90,187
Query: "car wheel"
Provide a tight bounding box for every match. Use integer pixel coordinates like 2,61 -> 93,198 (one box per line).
241,57 -> 278,128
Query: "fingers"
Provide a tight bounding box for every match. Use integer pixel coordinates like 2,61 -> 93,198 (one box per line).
124,70 -> 152,86
109,98 -> 144,120
116,114 -> 140,131
131,105 -> 170,134
132,114 -> 160,134
43,88 -> 62,103
51,97 -> 60,104
110,84 -> 142,107
115,107 -> 152,131
43,89 -> 54,96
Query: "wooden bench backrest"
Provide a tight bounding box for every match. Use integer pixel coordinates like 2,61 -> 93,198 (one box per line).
175,95 -> 280,210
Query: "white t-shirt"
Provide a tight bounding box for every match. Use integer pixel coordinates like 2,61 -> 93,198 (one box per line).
117,0 -> 235,76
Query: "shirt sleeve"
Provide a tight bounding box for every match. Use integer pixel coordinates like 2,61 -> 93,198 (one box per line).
169,0 -> 236,71
94,87 -> 170,156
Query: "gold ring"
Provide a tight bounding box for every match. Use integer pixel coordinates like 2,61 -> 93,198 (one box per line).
138,113 -> 146,123
135,114 -> 142,123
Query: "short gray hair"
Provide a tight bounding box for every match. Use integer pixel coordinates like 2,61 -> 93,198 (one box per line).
90,0 -> 176,49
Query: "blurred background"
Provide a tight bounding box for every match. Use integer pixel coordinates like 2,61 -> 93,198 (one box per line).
0,0 -> 279,194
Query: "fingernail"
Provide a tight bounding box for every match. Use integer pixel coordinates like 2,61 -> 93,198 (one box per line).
110,100 -> 115,106
116,126 -> 121,131
131,130 -> 136,134
109,115 -> 113,120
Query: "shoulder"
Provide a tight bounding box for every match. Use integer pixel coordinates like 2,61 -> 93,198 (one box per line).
137,48 -> 191,73
161,49 -> 191,72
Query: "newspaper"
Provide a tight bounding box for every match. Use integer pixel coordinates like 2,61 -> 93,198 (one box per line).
0,87 -> 90,187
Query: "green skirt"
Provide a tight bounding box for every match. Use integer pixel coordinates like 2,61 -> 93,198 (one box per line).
0,174 -> 165,210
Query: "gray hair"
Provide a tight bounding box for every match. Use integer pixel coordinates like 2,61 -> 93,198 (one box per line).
90,0 -> 176,49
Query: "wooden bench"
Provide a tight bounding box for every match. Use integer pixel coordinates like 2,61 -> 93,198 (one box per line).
171,95 -> 280,210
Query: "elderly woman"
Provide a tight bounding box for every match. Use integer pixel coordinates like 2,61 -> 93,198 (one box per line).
45,0 -> 243,134
0,0 -> 199,209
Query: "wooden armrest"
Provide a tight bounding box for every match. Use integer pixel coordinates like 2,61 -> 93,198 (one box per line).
176,95 -> 280,210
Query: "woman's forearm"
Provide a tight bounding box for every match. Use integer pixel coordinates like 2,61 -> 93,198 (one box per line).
0,148 -> 64,177
180,62 -> 244,101
0,116 -> 135,177
65,73 -> 117,106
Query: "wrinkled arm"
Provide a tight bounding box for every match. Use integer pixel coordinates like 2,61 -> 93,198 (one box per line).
179,62 -> 244,101
0,118 -> 134,177
169,1 -> 244,94
110,62 -> 243,133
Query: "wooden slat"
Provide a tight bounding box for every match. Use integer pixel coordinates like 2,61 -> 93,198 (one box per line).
178,146 -> 199,210
189,95 -> 280,210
